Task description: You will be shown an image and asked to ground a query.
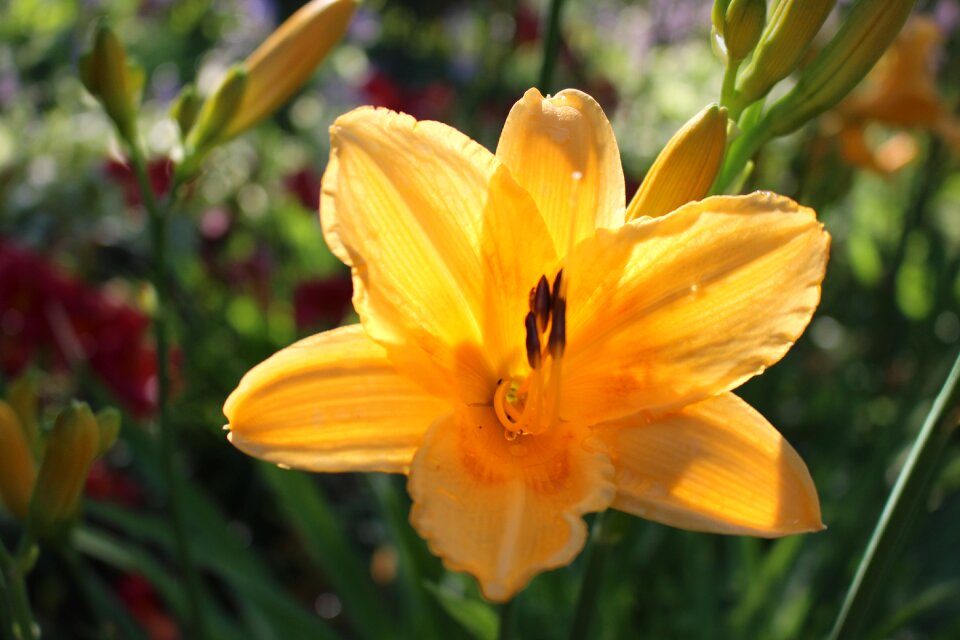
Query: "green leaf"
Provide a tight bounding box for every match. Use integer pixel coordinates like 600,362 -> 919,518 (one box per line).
424,582 -> 498,640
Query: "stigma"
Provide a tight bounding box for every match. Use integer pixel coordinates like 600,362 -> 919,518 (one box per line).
494,270 -> 567,439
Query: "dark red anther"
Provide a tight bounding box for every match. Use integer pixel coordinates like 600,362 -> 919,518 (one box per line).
548,296 -> 566,359
533,275 -> 551,334
524,311 -> 542,369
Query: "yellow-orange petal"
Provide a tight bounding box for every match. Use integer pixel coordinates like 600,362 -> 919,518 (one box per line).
496,88 -> 625,257
224,325 -> 450,474
321,107 -> 556,404
562,193 -> 829,425
408,406 -> 615,601
598,393 -> 823,536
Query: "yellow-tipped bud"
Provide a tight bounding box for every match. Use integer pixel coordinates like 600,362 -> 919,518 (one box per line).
186,66 -> 248,153
737,0 -> 836,104
0,400 -> 37,521
170,84 -> 202,138
80,22 -> 143,141
627,105 -> 728,221
29,402 -> 100,535
763,0 -> 915,138
714,0 -> 766,61
6,373 -> 41,457
94,408 -> 121,457
221,0 -> 357,140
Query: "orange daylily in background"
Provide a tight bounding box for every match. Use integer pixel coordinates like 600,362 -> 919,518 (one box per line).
224,88 -> 829,601
832,15 -> 960,174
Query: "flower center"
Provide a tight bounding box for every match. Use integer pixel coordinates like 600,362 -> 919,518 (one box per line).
493,270 -> 567,439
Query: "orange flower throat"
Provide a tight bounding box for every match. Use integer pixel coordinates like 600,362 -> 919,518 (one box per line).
494,269 -> 567,439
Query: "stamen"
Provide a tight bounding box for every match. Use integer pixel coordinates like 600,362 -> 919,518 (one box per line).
524,311 -> 542,369
548,296 -> 566,359
551,269 -> 564,305
532,275 -> 551,334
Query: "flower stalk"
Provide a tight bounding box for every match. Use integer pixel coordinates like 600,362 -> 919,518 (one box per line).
538,0 -> 568,92
830,350 -> 960,640
568,510 -> 630,640
0,537 -> 38,640
127,139 -> 208,640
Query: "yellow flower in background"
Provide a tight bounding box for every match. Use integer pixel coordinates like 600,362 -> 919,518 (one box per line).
225,88 -> 829,601
832,15 -> 960,173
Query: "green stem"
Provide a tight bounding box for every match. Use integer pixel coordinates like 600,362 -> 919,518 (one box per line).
568,510 -> 629,639
720,59 -> 743,118
60,546 -> 147,640
829,350 -> 960,640
538,0 -> 567,92
711,116 -> 771,194
497,597 -> 517,640
0,538 -> 37,640
127,146 -> 208,640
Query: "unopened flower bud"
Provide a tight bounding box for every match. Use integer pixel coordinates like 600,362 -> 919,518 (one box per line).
95,408 -> 122,457
763,0 -> 914,138
737,0 -> 836,104
0,400 -> 37,521
185,65 -> 248,153
221,0 -> 357,141
6,373 -> 41,457
29,402 -> 100,535
714,0 -> 766,62
79,22 -> 143,142
170,84 -> 202,139
627,105 -> 728,221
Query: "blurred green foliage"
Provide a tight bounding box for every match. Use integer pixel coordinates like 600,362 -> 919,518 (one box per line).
1,0 -> 959,638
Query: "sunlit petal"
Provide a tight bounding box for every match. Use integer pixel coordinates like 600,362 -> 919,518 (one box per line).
496,88 -> 625,256
408,406 -> 615,601
225,325 -> 449,474
562,193 -> 829,424
598,393 -> 823,536
321,107 -> 556,404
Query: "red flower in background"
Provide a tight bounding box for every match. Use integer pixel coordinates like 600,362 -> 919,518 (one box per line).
103,157 -> 174,208
361,69 -> 455,121
283,168 -> 321,211
293,274 -> 353,330
0,240 -> 168,417
115,574 -> 179,640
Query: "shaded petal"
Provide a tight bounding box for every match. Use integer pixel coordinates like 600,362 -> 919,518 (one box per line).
409,407 -> 614,601
496,88 -> 625,257
321,107 -> 556,405
224,325 -> 449,474
598,393 -> 823,536
562,193 -> 829,424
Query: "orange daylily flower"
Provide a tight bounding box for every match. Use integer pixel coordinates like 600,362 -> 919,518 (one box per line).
224,88 -> 829,601
833,15 -> 960,173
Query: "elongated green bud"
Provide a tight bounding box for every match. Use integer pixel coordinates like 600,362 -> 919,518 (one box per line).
763,0 -> 915,138
6,373 -> 41,457
737,0 -> 836,104
0,400 -> 37,521
170,84 -> 202,138
95,408 -> 121,457
29,402 -> 101,536
80,23 -> 142,141
714,0 -> 766,61
627,105 -> 728,220
185,66 -> 247,153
